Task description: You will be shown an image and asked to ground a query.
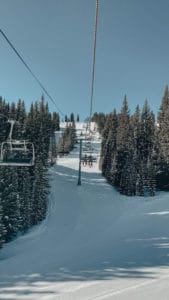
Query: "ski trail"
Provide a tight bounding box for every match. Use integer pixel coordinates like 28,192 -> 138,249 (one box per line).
1,123 -> 169,300
88,272 -> 169,300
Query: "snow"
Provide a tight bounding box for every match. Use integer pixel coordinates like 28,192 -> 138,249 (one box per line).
1,122 -> 169,299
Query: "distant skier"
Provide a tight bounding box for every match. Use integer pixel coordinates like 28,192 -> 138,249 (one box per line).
83,154 -> 88,166
88,155 -> 93,167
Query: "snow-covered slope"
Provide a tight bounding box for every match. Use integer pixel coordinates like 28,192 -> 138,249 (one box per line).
0,123 -> 169,300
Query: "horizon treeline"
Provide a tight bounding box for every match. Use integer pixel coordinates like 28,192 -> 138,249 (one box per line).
95,86 -> 169,196
0,96 -> 60,248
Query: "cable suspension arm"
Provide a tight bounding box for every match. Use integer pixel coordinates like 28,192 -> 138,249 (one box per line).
0,29 -> 65,117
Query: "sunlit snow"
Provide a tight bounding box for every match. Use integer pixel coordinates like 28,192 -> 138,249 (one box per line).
0,122 -> 169,299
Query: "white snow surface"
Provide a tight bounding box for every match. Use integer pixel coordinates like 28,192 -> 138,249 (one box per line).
1,123 -> 169,299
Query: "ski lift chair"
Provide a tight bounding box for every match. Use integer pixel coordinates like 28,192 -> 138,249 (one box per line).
0,140 -> 35,167
0,119 -> 35,167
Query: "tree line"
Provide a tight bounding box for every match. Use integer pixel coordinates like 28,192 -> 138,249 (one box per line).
0,96 -> 60,248
57,121 -> 77,154
98,86 -> 169,196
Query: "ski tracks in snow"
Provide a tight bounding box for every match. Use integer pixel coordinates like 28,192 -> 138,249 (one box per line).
45,269 -> 169,300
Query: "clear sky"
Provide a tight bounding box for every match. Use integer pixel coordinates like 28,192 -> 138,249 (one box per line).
0,0 -> 169,120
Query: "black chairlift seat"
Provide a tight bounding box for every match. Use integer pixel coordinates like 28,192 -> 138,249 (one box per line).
0,140 -> 35,167
0,157 -> 34,167
58,150 -> 69,155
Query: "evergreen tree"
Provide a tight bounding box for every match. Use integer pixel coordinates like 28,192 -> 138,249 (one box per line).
130,105 -> 142,195
52,112 -> 60,131
0,199 -> 5,248
77,114 -> 80,122
31,159 -> 49,224
17,167 -> 33,231
100,110 -> 118,182
70,113 -> 75,123
92,112 -> 106,134
113,96 -> 130,191
1,167 -> 21,242
139,100 -> 156,195
100,113 -> 112,172
58,122 -> 76,154
9,102 -> 17,119
156,86 -> 169,189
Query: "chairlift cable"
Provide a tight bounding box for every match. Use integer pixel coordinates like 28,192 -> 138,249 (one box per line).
84,0 -> 99,159
0,29 -> 65,117
89,0 -> 99,128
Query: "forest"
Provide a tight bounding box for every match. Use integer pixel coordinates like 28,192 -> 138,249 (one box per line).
0,96 -> 60,248
95,86 -> 169,196
1,85 -> 169,249
0,95 -> 79,249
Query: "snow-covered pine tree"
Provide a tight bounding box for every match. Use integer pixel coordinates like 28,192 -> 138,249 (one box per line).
100,112 -> 113,173
1,167 -> 21,242
76,114 -> 80,122
119,154 -> 137,195
0,99 -> 10,142
114,96 -> 130,191
31,157 -> 49,224
17,167 -> 33,231
52,112 -> 60,131
9,102 -> 17,119
138,100 -> 156,195
156,86 -> 169,190
26,98 -> 52,224
58,121 -> 76,154
100,110 -> 118,182
0,196 -> 5,248
70,113 -> 75,123
118,108 -> 141,196
129,105 -> 141,195
92,112 -> 106,134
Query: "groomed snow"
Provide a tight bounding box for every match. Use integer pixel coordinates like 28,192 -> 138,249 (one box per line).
0,123 -> 169,299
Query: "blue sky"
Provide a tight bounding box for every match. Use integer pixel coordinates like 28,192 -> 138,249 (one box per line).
0,0 -> 169,120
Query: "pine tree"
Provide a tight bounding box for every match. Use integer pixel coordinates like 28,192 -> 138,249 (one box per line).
52,112 -> 60,131
58,121 -> 76,154
1,167 -> 21,242
156,86 -> 169,189
100,110 -> 118,181
138,100 -> 156,195
0,199 -> 5,248
114,95 -> 130,191
31,159 -> 49,224
17,167 -> 33,231
130,105 -> 142,195
77,114 -> 80,122
100,113 -> 112,172
70,113 -> 75,123
92,112 -> 106,134
119,155 -> 137,195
